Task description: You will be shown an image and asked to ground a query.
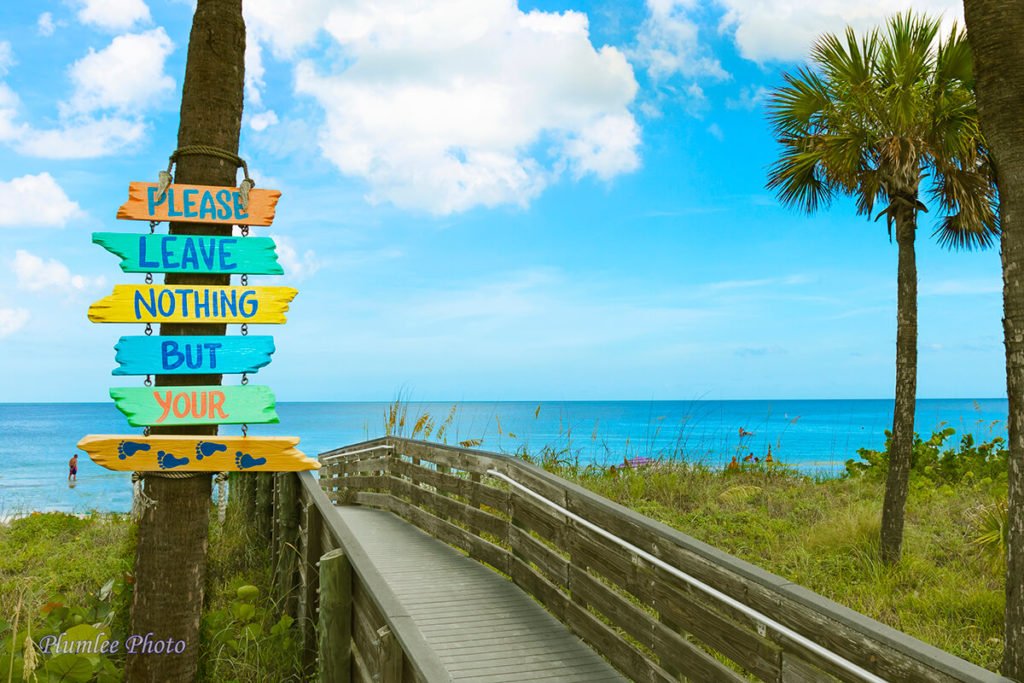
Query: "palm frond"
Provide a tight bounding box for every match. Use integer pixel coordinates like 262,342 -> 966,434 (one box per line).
766,141 -> 835,214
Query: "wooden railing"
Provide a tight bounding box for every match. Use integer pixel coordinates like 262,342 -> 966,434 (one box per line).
308,436 -> 1008,683
233,464 -> 447,682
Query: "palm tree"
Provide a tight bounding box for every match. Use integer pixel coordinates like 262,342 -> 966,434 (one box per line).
125,0 -> 245,679
766,11 -> 998,565
962,1 -> 1024,675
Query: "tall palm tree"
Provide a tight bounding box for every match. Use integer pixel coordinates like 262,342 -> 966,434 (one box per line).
766,11 -> 998,564
125,0 -> 245,679
962,1 -> 1024,675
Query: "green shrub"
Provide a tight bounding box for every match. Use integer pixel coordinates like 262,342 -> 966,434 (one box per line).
845,428 -> 1007,485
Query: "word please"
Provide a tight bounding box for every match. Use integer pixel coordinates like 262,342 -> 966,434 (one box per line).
155,390 -> 228,422
134,288 -> 258,319
147,186 -> 248,221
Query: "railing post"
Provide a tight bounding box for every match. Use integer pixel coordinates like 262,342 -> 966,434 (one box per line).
256,472 -> 273,542
276,473 -> 301,617
242,472 -> 257,526
319,548 -> 352,683
376,625 -> 402,681
272,474 -> 281,558
301,501 -> 323,676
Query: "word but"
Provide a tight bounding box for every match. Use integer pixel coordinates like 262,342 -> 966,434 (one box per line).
161,340 -> 222,370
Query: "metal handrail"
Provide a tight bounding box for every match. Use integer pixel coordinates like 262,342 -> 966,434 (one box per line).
486,468 -> 887,683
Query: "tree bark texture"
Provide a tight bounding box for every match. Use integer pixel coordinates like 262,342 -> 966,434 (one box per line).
879,200 -> 918,565
125,1 -> 245,680
963,1 -> 1024,677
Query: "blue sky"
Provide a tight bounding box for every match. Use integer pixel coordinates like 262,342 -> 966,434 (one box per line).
0,0 -> 1004,402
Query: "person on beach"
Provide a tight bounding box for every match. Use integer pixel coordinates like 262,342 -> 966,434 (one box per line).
68,454 -> 78,483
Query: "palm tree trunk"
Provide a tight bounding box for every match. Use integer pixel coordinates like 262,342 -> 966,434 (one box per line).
962,1 -> 1024,676
124,1 -> 245,680
880,201 -> 918,565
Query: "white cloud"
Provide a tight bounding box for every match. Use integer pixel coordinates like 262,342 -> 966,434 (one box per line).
0,173 -> 82,227
245,37 -> 266,106
78,0 -> 151,31
247,0 -> 639,214
65,28 -> 174,115
38,13 -> 56,37
249,110 -> 279,131
0,29 -> 173,159
726,85 -> 769,111
0,308 -> 29,338
921,279 -> 1002,296
13,250 -> 105,293
244,0 -> 334,58
12,117 -> 146,158
717,0 -> 963,64
271,235 -> 320,281
633,0 -> 728,81
0,42 -> 13,76
564,114 -> 640,180
707,122 -> 723,140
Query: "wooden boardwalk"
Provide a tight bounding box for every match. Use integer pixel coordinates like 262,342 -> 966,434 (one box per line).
335,505 -> 626,682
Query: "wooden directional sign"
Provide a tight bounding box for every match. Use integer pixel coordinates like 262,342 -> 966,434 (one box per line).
88,285 -> 297,324
93,233 -> 283,275
78,435 -> 319,472
117,182 -> 281,226
109,385 -> 279,426
113,335 -> 275,375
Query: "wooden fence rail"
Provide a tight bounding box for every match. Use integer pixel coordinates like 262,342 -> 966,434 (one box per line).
236,437 -> 1010,682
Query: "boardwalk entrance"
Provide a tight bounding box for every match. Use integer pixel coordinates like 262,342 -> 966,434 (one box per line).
338,505 -> 624,681
261,437 -> 1009,682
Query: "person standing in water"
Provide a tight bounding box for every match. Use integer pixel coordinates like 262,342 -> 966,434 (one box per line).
68,454 -> 78,483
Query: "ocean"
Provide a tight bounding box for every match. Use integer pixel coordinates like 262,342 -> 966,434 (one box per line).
0,399 -> 1009,515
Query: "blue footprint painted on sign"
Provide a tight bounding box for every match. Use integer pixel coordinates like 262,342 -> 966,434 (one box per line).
157,450 -> 189,470
195,441 -> 227,461
235,451 -> 266,470
117,441 -> 151,460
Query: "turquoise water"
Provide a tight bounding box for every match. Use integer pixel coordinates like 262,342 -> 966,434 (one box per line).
0,399 -> 1008,514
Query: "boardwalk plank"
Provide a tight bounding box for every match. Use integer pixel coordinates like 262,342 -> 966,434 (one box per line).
333,505 -> 625,681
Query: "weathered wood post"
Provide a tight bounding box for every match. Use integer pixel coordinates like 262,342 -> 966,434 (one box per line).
125,1 -> 243,679
242,472 -> 257,528
301,502 -> 323,675
319,548 -> 352,683
276,472 -> 300,616
256,471 -> 273,541
376,626 -> 403,681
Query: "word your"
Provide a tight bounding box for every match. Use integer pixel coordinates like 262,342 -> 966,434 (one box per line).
147,185 -> 248,221
39,632 -> 186,655
134,288 -> 258,320
154,389 -> 227,423
161,340 -> 222,370
138,235 -> 240,271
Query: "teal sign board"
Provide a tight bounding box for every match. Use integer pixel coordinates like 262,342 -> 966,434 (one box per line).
113,335 -> 275,375
92,233 -> 283,274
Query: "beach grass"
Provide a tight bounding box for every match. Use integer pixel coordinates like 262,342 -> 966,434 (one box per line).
0,511 -> 135,636
199,498 -> 308,682
535,458 -> 1006,671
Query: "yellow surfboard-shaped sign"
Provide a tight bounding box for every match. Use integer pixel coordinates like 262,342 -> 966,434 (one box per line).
77,435 -> 320,472
88,285 -> 297,324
